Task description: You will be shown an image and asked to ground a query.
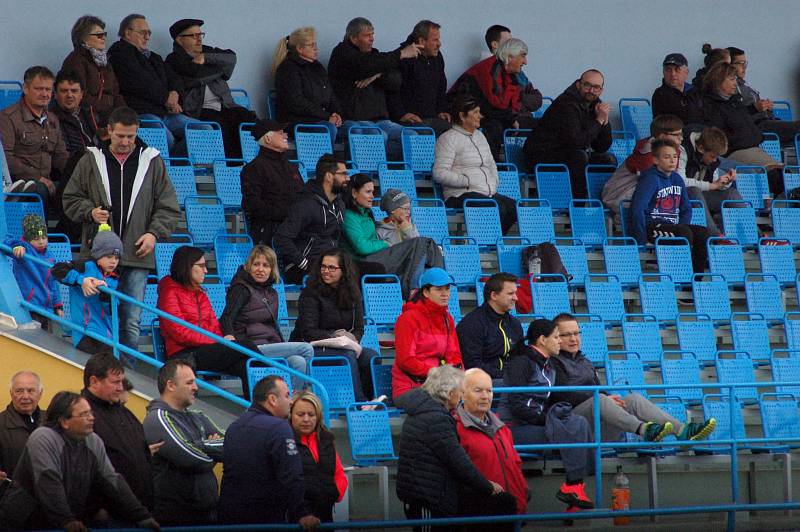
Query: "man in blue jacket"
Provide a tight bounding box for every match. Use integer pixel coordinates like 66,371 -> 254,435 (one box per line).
218,375 -> 320,529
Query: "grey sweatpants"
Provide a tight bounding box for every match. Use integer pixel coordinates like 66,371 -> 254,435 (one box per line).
572,392 -> 683,441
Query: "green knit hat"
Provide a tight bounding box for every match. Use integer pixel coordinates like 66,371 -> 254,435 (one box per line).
22,214 -> 47,242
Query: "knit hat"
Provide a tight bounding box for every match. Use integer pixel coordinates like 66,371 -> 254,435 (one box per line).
92,224 -> 123,259
380,188 -> 411,213
22,214 -> 47,242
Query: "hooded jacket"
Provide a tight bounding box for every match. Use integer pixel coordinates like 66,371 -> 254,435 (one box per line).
62,141 -> 180,270
274,181 -> 344,272
690,91 -> 764,155
456,302 -> 524,380
396,388 -> 493,516
108,39 -> 183,116
165,43 -> 238,118
392,298 -> 462,399
455,404 -> 528,513
432,125 -> 498,201
275,50 -> 341,125
629,165 -> 691,245
524,81 -> 613,156
52,258 -> 118,348
219,265 -> 283,345
503,345 -> 556,426
142,398 -> 224,524
290,282 -> 364,343
7,238 -> 62,312
61,45 -> 127,127
156,276 -> 222,357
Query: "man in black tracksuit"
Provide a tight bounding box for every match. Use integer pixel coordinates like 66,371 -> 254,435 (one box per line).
457,273 -> 524,383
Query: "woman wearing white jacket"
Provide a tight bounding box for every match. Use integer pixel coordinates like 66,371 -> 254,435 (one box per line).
432,95 -> 517,233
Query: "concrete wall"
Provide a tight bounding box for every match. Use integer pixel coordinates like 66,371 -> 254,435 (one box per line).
2,1 -> 799,125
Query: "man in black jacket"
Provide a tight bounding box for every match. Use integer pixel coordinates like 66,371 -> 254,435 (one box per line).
108,13 -> 200,150
0,371 -> 44,483
523,69 -> 615,198
551,313 -> 716,442
165,18 -> 256,158
240,119 -> 304,245
652,53 -> 699,125
457,273 -> 523,382
81,354 -> 158,512
391,20 -> 451,135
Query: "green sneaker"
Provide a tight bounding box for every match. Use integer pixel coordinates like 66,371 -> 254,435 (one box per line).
678,418 -> 717,441
642,421 -> 673,442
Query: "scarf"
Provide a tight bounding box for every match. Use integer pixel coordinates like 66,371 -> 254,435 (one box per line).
83,43 -> 108,67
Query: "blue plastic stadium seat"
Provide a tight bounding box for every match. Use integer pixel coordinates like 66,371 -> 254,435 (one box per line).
164,158 -> 196,206
730,312 -> 771,363
202,277 -> 227,317
213,159 -> 245,210
370,356 -> 394,406
496,163 -> 522,201
585,273 -> 625,322
149,319 -> 166,361
745,273 -> 783,321
295,124 -> 334,175
638,273 -> 678,323
0,80 -> 23,110
696,394 -> 747,454
311,356 -> 355,413
516,199 -> 555,244
605,351 -> 647,397
783,165 -> 800,194
138,119 -> 170,158
443,237 -> 482,285
185,121 -> 225,165
784,313 -> 800,351
707,237 -> 745,284
576,314 -> 607,366
721,200 -> 759,247
715,351 -> 758,404
655,236 -> 693,284
184,195 -> 226,248
348,125 -> 386,174
345,402 -> 398,464
622,314 -> 663,365
401,126 -> 436,175
760,132 -> 782,163
503,129 -> 532,173
690,199 -> 707,227
770,350 -> 800,396
569,199 -> 606,247
214,234 -> 253,284
534,164 -> 572,211
609,130 -> 635,165
533,96 -> 553,119
585,164 -> 616,201
619,98 -> 653,140
139,276 -> 161,327
759,393 -> 800,448
378,162 -> 417,200
773,100 -> 793,121
463,199 -> 502,247
239,122 -> 258,162
411,199 -> 449,245
758,238 -> 795,284
246,358 -> 293,401
661,351 -> 703,404
771,200 -> 800,244
554,239 -> 588,287
361,275 -> 403,326
676,313 -> 717,364
154,235 -> 194,279
530,273 -> 571,319
692,273 -> 732,322
230,88 -> 252,110
603,237 -> 642,286
496,237 -> 531,278
448,285 -> 463,323
3,194 -> 44,238
735,166 -> 770,209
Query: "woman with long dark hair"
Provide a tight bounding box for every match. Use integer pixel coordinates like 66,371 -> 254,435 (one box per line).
157,246 -> 255,397
290,248 -> 379,402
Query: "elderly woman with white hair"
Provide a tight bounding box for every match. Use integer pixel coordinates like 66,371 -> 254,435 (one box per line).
396,365 -> 503,530
448,37 -> 533,160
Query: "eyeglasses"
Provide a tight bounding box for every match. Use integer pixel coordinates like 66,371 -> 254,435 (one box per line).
559,331 -> 581,338
89,32 -> 108,38
71,409 -> 94,419
193,262 -> 208,270
580,81 -> 604,92
129,29 -> 152,37
179,32 -> 206,40
320,264 -> 341,272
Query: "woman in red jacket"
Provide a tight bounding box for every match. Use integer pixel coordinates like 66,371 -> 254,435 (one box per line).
157,246 -> 255,397
392,268 -> 463,403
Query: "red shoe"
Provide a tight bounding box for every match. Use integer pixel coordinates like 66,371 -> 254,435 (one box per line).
556,482 -> 594,509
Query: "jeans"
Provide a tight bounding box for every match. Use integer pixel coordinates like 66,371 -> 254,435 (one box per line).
313,346 -> 378,402
117,267 -> 150,352
257,341 -> 314,390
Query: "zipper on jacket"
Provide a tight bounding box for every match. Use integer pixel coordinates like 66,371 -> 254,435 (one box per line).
467,134 -> 492,194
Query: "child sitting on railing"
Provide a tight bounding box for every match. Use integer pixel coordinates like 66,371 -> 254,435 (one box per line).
52,224 -> 123,355
7,213 -> 64,330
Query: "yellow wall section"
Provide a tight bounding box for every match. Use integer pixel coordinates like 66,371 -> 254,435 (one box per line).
0,334 -> 152,420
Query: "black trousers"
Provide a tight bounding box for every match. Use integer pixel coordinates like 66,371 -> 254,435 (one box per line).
759,118 -> 800,145
77,336 -> 114,356
173,339 -> 257,398
647,222 -> 714,273
529,149 -> 617,199
459,491 -> 519,532
201,105 -> 258,159
445,192 -> 518,234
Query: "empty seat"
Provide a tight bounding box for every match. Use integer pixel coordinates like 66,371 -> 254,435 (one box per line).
676,313 -> 717,364
773,100 -> 793,121
721,200 -> 759,246
605,351 -> 647,397
247,358 -> 293,400
576,314 -> 607,366
655,236 -> 693,284
496,237 -> 531,278
696,394 -> 747,454
503,129 -> 532,173
603,237 -> 642,286
4,194 -> 44,238
730,312 -> 771,363
619,98 -> 653,140
348,125 -> 386,174
534,164 -> 572,211
744,273 -> 784,321
530,273 -> 571,319
760,132 -> 782,163
401,126 -> 436,175
411,199 -> 449,244
361,275 -> 403,327
213,159 -> 245,210
239,122 -> 258,162
154,235 -> 194,279
442,237 -> 482,285
585,164 -> 616,201
715,350 -> 758,404
184,195 -> 227,248
378,162 -> 417,200
569,199 -> 606,247
295,124 -> 334,175
692,273 -> 732,322
554,238 -> 588,287
771,199 -> 800,244
138,119 -> 170,158
533,96 -> 553,119
585,273 -> 625,322
185,121 -> 225,165
230,88 -> 252,110
202,278 -> 227,317
770,350 -> 800,396
0,80 -> 23,110
164,158 -> 197,206
735,166 -> 770,209
690,199 -> 707,227
758,238 -> 795,284
345,401 -> 398,463
784,313 -> 800,351
139,276 -> 161,328
448,285 -> 463,322
516,199 -> 555,244
759,393 -> 800,446
311,356 -> 355,412
622,314 -> 663,365
609,130 -> 636,164
370,356 -> 394,406
661,351 -> 703,404
214,234 -> 253,284
782,165 -> 800,194
707,237 -> 745,284
463,199 -> 502,246
496,163 -> 522,200
638,273 -> 678,323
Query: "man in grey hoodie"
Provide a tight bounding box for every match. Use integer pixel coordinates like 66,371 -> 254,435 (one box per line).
143,359 -> 225,526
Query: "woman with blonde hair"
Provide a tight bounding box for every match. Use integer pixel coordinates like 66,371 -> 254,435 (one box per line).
220,245 -> 313,385
272,27 -> 342,144
290,390 -> 348,522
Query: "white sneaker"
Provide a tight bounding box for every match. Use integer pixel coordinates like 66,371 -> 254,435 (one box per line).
5,180 -> 26,194
360,396 -> 388,411
22,180 -> 36,192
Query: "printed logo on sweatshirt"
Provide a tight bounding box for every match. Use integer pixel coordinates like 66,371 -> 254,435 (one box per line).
285,438 -> 298,456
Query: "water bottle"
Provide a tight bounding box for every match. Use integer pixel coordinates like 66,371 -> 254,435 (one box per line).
528,248 -> 541,276
611,465 -> 630,525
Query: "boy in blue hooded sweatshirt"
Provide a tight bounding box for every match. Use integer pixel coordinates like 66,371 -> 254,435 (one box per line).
630,138 -> 714,272
53,224 -> 123,355
7,214 -> 64,328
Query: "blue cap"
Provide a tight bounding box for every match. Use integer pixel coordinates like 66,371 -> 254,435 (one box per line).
419,267 -> 455,287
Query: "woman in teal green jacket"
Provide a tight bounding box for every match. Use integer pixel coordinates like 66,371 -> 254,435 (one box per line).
343,173 -> 442,298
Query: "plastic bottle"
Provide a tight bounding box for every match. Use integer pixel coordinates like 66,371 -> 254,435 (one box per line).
611,465 -> 630,525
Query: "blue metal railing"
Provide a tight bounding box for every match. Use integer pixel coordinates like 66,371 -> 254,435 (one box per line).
0,243 -> 330,420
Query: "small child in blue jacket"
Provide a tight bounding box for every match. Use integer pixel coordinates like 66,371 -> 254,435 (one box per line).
7,214 -> 63,328
53,224 -> 123,355
630,139 -> 714,272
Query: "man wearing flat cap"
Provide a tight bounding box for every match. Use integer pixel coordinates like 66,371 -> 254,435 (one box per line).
165,18 -> 257,158
652,53 -> 698,124
240,119 -> 304,245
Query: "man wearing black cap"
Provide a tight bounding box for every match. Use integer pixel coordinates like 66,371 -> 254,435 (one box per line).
240,119 -> 304,245
652,53 -> 699,124
165,18 -> 257,158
